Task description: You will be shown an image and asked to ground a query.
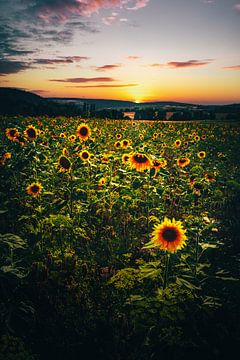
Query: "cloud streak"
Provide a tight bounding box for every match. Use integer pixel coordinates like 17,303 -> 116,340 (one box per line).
50,77 -> 116,83
67,83 -> 138,88
95,64 -> 122,71
223,65 -> 240,70
0,59 -> 30,76
147,59 -> 213,69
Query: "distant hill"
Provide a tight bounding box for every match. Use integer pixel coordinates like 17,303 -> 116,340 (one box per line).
49,97 -> 195,110
0,88 -> 79,116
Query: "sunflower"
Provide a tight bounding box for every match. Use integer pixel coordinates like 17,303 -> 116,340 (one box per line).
122,153 -> 131,164
129,153 -> 152,172
139,134 -> 144,140
101,156 -> 109,164
152,159 -> 162,171
197,151 -> 206,159
79,150 -> 91,161
177,157 -> 190,167
121,139 -> 130,148
76,124 -> 91,141
59,155 -> 71,171
205,173 -> 215,182
62,147 -> 69,156
24,125 -> 38,140
201,135 -> 207,140
60,132 -> 66,138
116,133 -> 122,139
5,128 -> 19,141
2,152 -> 11,160
160,149 -> 165,155
174,139 -> 181,147
194,135 -> 200,141
114,141 -> 121,149
151,217 -> 187,253
68,134 -> 76,142
26,182 -> 43,197
98,177 -> 107,187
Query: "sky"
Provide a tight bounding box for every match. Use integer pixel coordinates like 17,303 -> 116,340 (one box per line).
0,0 -> 240,104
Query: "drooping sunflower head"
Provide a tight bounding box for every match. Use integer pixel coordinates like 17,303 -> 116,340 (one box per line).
152,159 -> 162,171
76,124 -> 91,141
130,153 -> 152,172
177,157 -> 190,167
62,147 -> 69,156
26,182 -> 43,197
98,177 -> 107,187
25,125 -> 38,140
151,217 -> 187,253
197,151 -> 206,159
79,150 -> 91,161
59,155 -> 71,171
6,128 -> 19,141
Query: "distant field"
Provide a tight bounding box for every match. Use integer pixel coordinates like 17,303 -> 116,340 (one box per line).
1,116 -> 240,360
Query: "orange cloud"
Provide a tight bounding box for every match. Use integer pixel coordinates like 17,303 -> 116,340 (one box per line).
95,64 -> 122,71
223,65 -> 240,70
50,77 -> 115,83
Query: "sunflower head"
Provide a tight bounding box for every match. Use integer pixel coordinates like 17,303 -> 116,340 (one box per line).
68,134 -> 76,142
114,141 -> 121,149
122,153 -> 131,164
59,155 -> 71,171
121,139 -> 130,148
79,150 -> 91,161
197,151 -> 206,159
130,153 -> 152,172
194,135 -> 200,141
6,128 -> 19,141
174,139 -> 181,147
26,182 -> 43,197
116,133 -> 122,139
177,157 -> 190,167
76,124 -> 91,141
151,217 -> 187,253
25,125 -> 38,140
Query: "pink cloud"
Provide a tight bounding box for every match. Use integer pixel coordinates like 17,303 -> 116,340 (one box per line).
95,64 -> 122,71
167,60 -> 213,68
223,65 -> 240,70
35,1 -> 150,23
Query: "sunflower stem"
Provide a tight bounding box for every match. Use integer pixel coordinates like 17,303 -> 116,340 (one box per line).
69,169 -> 73,218
194,232 -> 199,278
163,253 -> 170,289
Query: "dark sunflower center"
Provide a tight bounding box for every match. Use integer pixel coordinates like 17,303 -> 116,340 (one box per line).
123,141 -> 128,146
31,185 -> 39,193
162,228 -> 178,242
179,158 -> 186,164
82,152 -> 89,159
153,160 -> 161,166
10,130 -> 16,136
27,128 -> 36,138
133,154 -> 148,164
60,156 -> 71,169
80,127 -> 88,136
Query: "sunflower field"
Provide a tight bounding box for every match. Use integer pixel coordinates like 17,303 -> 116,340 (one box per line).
0,116 -> 240,360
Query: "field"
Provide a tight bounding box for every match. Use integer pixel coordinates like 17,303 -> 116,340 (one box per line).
0,116 -> 240,360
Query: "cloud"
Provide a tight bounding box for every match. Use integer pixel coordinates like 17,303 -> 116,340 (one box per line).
146,59 -> 213,69
67,83 -> 138,88
149,63 -> 163,68
234,4 -> 240,12
33,56 -> 89,65
102,12 -> 119,25
127,55 -> 141,60
50,77 -> 116,83
0,59 -> 30,75
223,65 -> 240,70
28,0 -> 151,23
167,60 -> 213,68
127,0 -> 150,10
95,64 -> 122,71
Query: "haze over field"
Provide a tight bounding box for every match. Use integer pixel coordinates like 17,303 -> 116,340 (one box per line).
0,0 -> 240,104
